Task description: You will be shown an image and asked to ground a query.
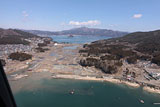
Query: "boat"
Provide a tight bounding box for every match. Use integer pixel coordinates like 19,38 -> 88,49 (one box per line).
153,103 -> 160,105
139,99 -> 144,104
69,89 -> 75,95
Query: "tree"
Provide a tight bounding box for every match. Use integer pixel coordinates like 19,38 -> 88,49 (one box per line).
9,52 -> 32,61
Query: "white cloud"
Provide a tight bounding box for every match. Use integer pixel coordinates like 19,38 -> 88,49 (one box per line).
69,20 -> 101,26
22,11 -> 29,22
109,24 -> 118,27
22,11 -> 29,18
133,14 -> 142,18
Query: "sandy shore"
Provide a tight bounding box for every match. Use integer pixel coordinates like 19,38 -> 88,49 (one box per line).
122,81 -> 140,88
143,86 -> 160,94
53,74 -> 140,88
106,78 -> 140,88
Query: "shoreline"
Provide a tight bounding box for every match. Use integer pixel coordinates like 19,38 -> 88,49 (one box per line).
9,71 -> 160,95
143,86 -> 160,94
52,74 -> 160,94
53,74 -> 160,94
52,74 -> 140,88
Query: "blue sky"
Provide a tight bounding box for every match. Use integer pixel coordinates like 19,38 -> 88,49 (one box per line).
0,0 -> 160,32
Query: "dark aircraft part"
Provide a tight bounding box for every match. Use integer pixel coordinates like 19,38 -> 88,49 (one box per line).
0,62 -> 17,107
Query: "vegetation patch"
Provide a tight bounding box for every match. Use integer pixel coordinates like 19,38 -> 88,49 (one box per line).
0,36 -> 30,45
35,47 -> 49,52
8,52 -> 32,61
151,55 -> 160,66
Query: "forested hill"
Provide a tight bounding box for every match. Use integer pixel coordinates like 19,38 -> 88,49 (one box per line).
79,29 -> 160,74
0,28 -> 41,45
112,30 -> 160,54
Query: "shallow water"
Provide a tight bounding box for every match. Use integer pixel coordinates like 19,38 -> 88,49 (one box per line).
63,45 -> 78,50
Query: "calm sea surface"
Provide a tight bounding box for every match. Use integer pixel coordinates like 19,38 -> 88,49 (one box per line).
49,35 -> 110,44
14,78 -> 160,107
13,35 -> 160,107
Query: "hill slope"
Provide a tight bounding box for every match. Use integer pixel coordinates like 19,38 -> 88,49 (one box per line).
0,28 -> 41,45
79,30 -> 160,73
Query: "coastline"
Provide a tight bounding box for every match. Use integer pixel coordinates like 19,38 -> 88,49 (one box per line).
52,74 -> 140,88
54,74 -> 160,94
143,86 -> 160,94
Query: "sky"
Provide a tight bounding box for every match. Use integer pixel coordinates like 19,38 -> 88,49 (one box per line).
0,0 -> 160,32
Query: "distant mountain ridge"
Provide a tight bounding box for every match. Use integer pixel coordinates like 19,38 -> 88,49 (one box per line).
24,27 -> 128,37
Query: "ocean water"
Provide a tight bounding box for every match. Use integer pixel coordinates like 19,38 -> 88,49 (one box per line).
14,78 -> 160,107
50,35 -> 110,44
